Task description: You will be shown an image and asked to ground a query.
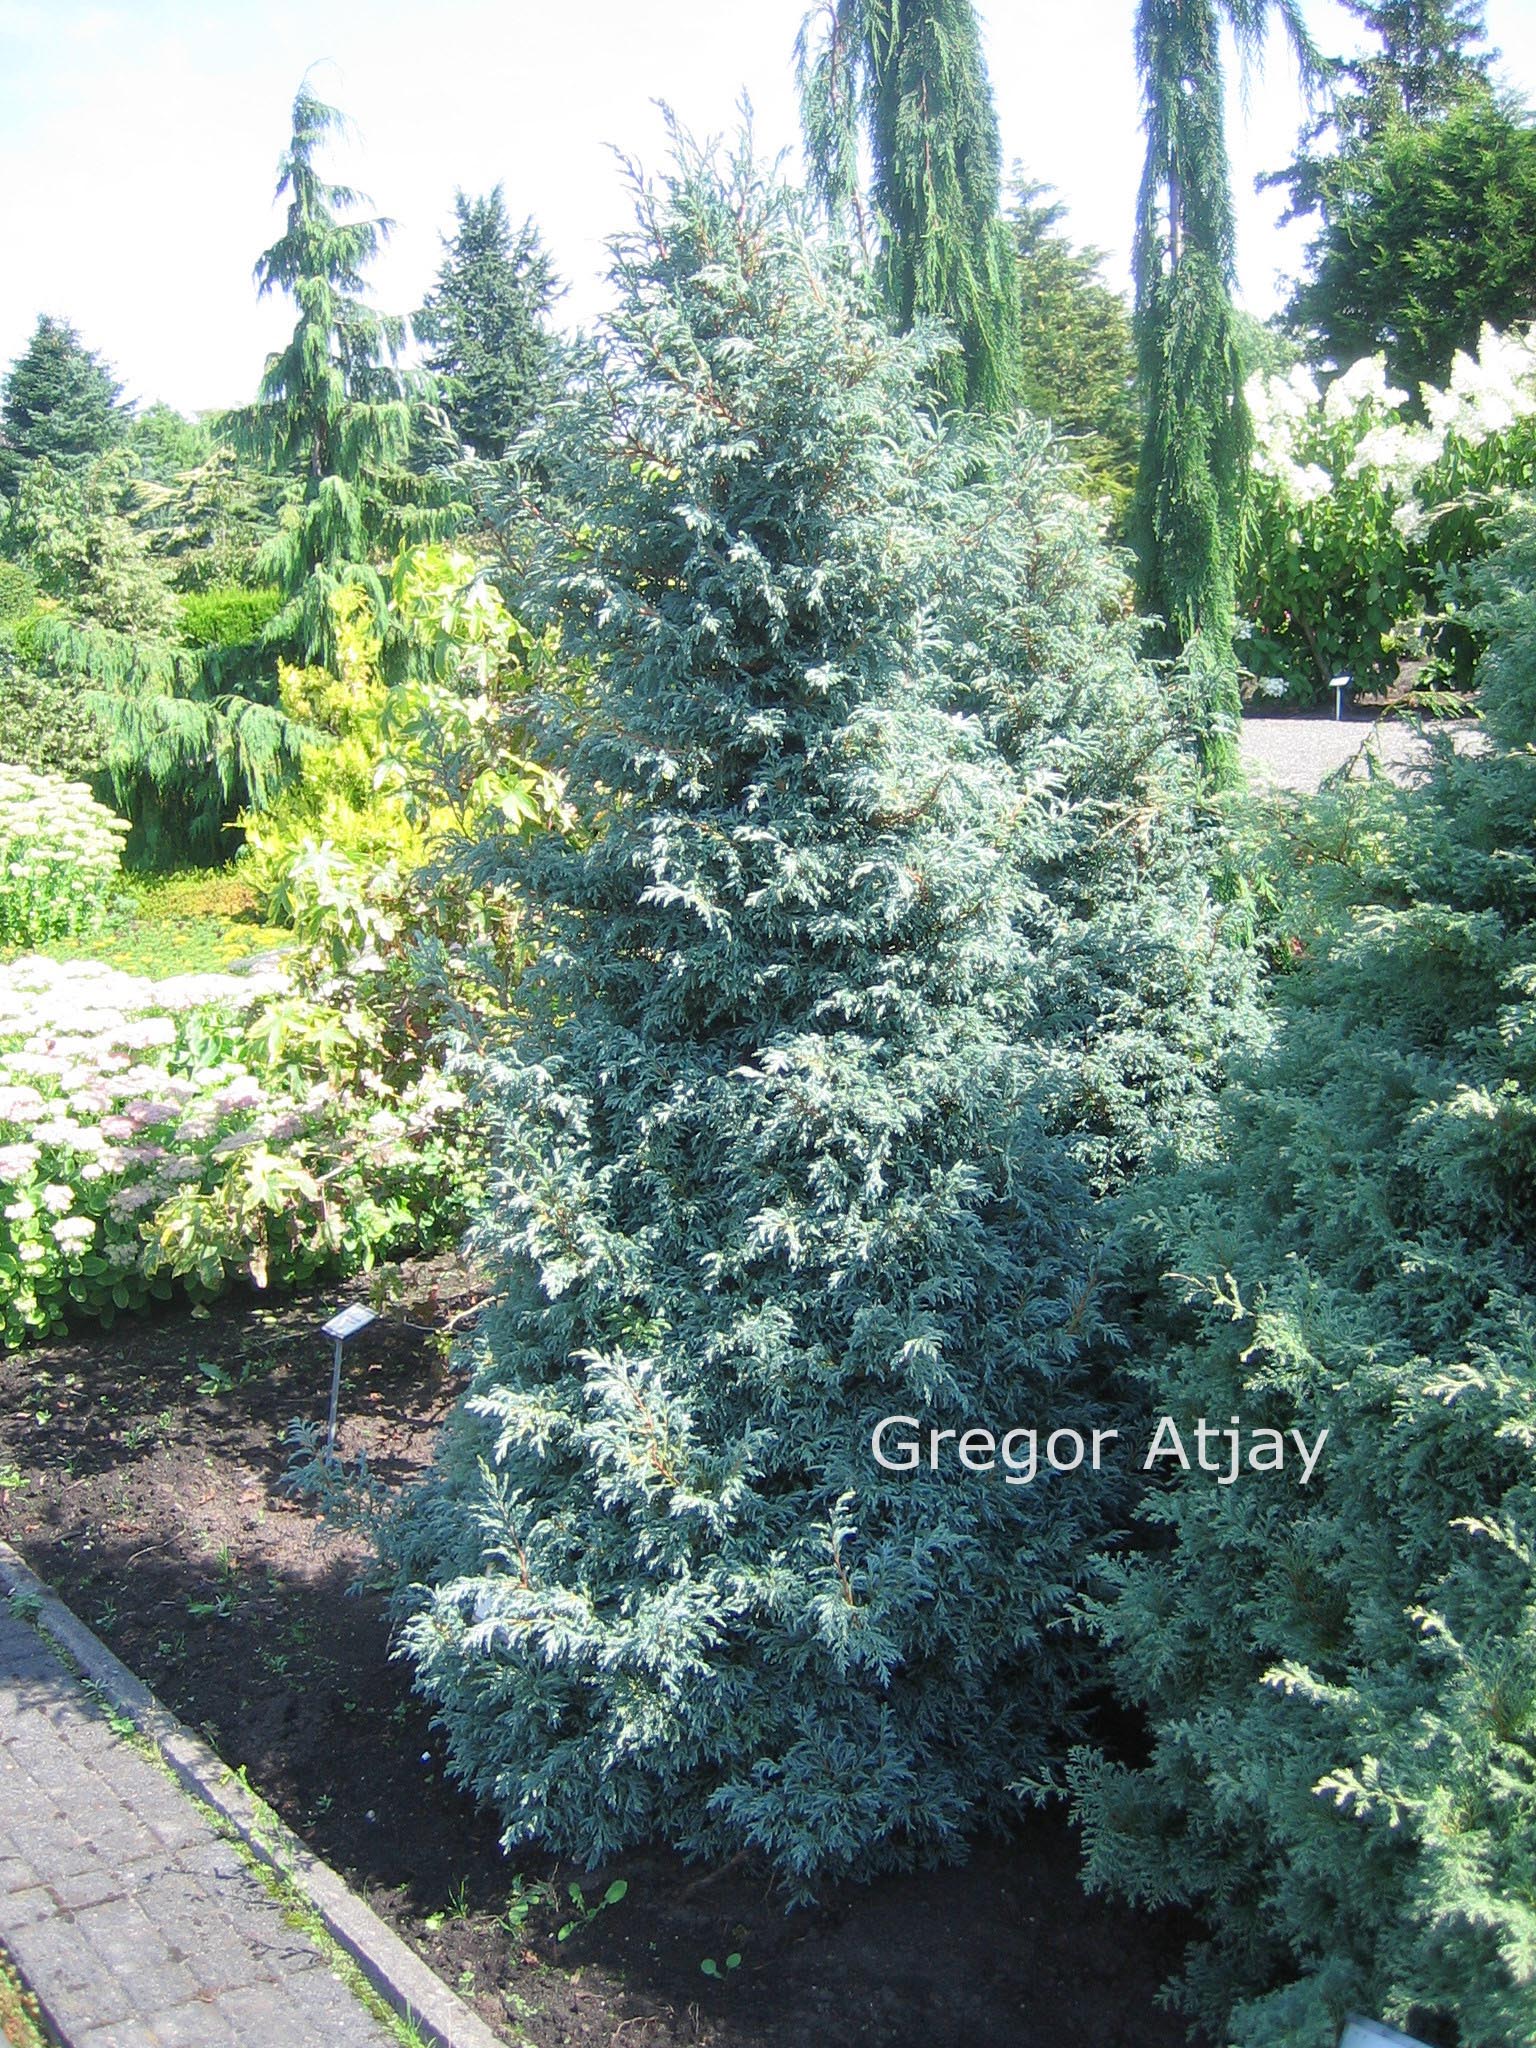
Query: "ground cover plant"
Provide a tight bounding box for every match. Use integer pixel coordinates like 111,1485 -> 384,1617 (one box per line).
1070,500 -> 1536,2046
35,867 -> 292,978
322,135 -> 1254,1903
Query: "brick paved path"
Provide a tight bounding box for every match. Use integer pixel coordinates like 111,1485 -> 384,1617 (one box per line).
0,1603 -> 395,2048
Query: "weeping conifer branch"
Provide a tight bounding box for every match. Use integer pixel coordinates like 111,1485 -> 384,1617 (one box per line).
1131,0 -> 1318,783
797,0 -> 1021,412
28,611 -> 312,863
218,82 -> 456,669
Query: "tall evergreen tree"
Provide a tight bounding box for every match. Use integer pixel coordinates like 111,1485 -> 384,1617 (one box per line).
797,0 -> 1021,412
1271,5 -> 1531,395
1289,92 -> 1536,395
0,316 -> 125,497
1132,0 -> 1317,783
1333,0 -> 1489,128
1269,0 -> 1492,223
343,136 -> 1251,1896
414,188 -> 558,460
222,84 -> 438,667
1008,178 -> 1138,505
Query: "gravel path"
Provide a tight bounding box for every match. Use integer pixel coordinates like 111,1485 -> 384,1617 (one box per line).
1239,715 -> 1484,795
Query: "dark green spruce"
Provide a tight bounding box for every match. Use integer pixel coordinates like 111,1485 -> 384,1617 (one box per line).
414,187 -> 559,460
0,316 -> 126,497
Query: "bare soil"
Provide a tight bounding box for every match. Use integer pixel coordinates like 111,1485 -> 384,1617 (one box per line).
0,1265 -> 1201,2048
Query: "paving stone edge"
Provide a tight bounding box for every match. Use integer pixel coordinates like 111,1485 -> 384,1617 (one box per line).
0,1534 -> 505,2048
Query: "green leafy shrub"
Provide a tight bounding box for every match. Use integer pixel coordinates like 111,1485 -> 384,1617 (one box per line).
0,642 -> 102,781
178,583 -> 282,649
0,564 -> 39,622
1241,331 -> 1536,703
1070,501 -> 1536,2045
0,763 -> 125,946
0,953 -> 471,1345
352,139 -> 1251,1897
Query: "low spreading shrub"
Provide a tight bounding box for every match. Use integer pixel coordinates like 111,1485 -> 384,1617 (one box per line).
0,763 -> 126,946
0,954 -> 472,1345
1071,501 -> 1536,2046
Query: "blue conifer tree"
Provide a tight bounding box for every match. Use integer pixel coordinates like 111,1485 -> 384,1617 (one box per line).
374,135 -> 1251,1892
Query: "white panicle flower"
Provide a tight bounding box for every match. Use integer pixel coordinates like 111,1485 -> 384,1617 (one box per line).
1347,420 -> 1443,491
4,1198 -> 35,1222
1291,462 -> 1334,505
1325,354 -> 1405,422
1392,499 -> 1433,542
52,1216 -> 95,1250
39,1184 -> 73,1215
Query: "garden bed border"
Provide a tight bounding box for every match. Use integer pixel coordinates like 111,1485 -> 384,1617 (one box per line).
0,1533 -> 504,2048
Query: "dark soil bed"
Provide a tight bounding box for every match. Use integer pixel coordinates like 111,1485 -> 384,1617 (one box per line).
0,1264 -> 1201,2047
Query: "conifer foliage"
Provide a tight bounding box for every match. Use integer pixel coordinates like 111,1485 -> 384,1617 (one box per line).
1071,509 -> 1536,2044
223,84 -> 440,668
415,188 -> 558,460
374,138 -> 1248,1892
797,0 -> 1021,412
0,316 -> 125,497
1132,0 -> 1316,781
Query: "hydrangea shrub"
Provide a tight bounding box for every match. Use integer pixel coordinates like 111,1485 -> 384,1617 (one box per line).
365,141 -> 1252,1896
0,955 -> 469,1344
0,763 -> 126,946
1241,326 -> 1536,701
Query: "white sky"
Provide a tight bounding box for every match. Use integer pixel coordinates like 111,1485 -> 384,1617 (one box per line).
2,0 -> 1535,417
